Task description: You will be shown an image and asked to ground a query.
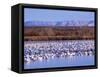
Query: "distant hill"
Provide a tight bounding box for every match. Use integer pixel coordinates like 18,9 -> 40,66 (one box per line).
24,20 -> 94,27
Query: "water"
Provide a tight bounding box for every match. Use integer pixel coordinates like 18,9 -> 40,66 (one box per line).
24,56 -> 94,69
24,40 -> 95,69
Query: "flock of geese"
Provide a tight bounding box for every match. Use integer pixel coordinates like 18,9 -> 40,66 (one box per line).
24,40 -> 95,63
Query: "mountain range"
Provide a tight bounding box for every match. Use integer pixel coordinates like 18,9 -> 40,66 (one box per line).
24,20 -> 94,27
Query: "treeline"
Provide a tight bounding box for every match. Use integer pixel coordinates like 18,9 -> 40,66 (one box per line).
24,26 -> 95,41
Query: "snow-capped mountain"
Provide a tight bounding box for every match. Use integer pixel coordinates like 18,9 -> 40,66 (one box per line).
24,20 -> 94,27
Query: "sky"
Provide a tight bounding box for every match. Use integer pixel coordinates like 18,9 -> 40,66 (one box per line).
24,8 -> 95,26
